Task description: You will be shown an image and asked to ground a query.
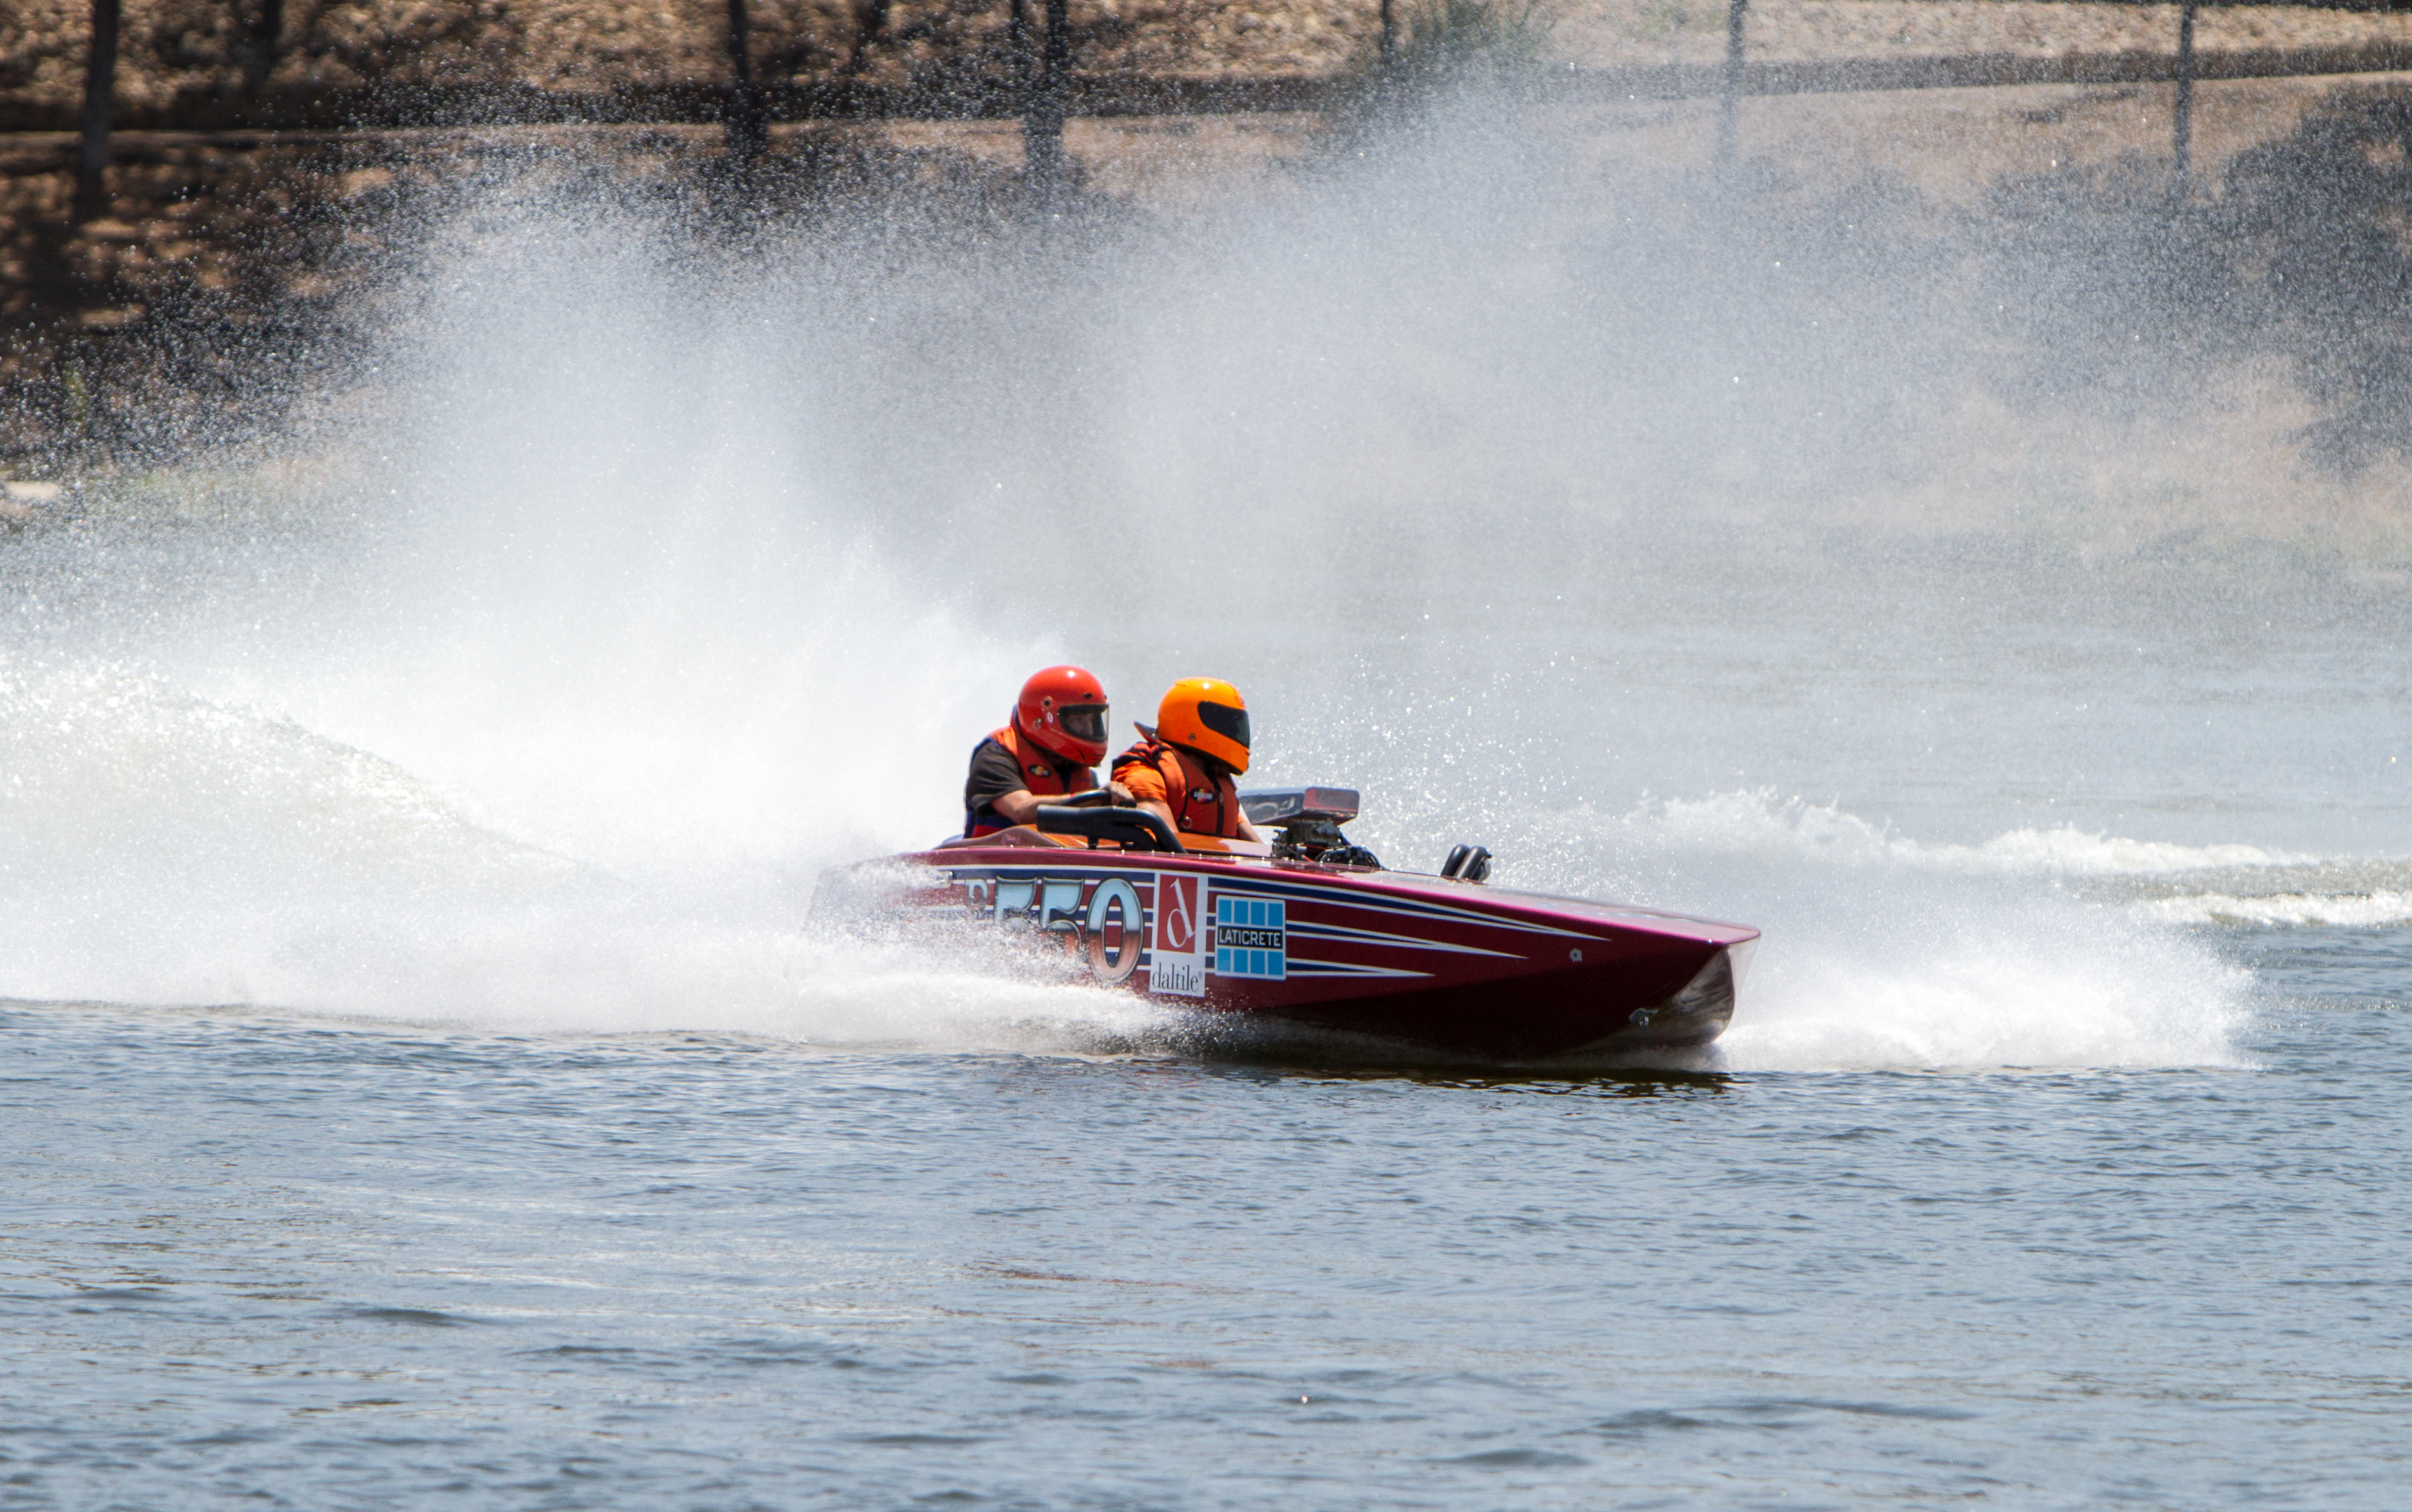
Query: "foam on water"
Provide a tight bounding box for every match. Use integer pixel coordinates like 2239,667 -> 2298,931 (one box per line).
1561,790 -> 2308,878
2138,890 -> 2412,928
0,642 -> 1176,1049
1719,904 -> 2253,1071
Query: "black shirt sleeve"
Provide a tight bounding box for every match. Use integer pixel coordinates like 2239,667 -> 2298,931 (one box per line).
964,738 -> 1030,815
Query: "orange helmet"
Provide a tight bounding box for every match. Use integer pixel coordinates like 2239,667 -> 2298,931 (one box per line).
1155,677 -> 1250,775
1014,665 -> 1111,767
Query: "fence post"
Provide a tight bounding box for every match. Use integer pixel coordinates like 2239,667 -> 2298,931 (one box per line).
1716,0 -> 1748,171
725,0 -> 767,164
1024,0 -> 1070,201
243,0 -> 283,95
2171,0 -> 2199,200
77,0 -> 120,215
1380,0 -> 1396,67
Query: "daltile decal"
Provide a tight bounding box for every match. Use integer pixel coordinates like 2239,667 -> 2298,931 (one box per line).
1150,873 -> 1208,997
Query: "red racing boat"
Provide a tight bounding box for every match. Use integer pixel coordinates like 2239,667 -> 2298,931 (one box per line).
818,788 -> 1758,1059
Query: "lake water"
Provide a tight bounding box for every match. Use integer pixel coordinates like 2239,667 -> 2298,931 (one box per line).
6,137 -> 2412,1506
10,526 -> 2408,1507
4,956 -> 2406,1508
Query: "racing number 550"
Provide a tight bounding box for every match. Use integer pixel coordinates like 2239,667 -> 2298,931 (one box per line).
961,872 -> 1148,987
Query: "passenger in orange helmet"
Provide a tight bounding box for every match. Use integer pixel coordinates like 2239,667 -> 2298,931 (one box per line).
1111,677 -> 1264,843
963,666 -> 1131,838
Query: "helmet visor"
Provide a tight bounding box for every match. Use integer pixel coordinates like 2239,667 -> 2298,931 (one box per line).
1197,701 -> 1250,750
1060,705 -> 1109,744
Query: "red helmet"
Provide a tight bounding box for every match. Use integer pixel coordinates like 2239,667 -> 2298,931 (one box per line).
1013,665 -> 1110,767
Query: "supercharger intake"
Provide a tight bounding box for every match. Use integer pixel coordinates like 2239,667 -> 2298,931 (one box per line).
1240,787 -> 1383,869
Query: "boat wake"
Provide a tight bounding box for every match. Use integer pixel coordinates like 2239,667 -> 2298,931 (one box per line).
2138,890 -> 2412,928
0,663 -> 2267,1072
1547,789 -> 2309,880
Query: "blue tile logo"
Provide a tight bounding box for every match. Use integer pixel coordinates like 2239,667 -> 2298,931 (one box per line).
1215,895 -> 1286,980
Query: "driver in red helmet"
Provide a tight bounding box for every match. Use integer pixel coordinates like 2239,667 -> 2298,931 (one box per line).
962,666 -> 1132,838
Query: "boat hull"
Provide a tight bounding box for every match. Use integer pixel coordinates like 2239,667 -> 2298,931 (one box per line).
822,844 -> 1758,1059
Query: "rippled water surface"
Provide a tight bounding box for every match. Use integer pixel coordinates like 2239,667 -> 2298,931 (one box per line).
10,533 -> 2412,1504
4,977 -> 2407,1509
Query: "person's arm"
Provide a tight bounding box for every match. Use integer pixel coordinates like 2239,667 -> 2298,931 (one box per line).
991,780 -> 1132,826
1117,758 -> 1183,835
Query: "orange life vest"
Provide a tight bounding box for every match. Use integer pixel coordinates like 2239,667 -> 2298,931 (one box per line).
966,723 -> 1096,837
1113,737 -> 1241,839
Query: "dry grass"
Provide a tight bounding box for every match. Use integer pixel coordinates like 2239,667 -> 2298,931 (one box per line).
11,0 -> 2412,113
1565,1 -> 2412,67
0,0 -> 1376,105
